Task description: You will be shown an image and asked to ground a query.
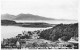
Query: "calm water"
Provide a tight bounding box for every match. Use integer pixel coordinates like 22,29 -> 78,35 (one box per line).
15,20 -> 78,24
1,20 -> 78,41
1,26 -> 52,41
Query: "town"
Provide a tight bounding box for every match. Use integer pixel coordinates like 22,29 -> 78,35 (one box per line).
1,23 -> 78,49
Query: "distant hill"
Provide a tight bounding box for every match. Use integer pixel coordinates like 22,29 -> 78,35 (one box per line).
1,14 -> 54,20
1,20 -> 16,25
1,20 -> 52,27
1,14 -> 16,20
14,14 -> 54,20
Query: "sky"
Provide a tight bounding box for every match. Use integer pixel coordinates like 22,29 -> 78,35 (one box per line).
1,0 -> 79,20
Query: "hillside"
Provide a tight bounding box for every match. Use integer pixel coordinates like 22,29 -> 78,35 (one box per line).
1,14 -> 16,20
1,14 -> 54,20
14,14 -> 54,20
1,20 -> 52,27
1,20 -> 16,25
39,23 -> 78,41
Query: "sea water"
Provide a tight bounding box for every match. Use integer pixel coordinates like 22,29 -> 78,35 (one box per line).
1,26 -> 52,41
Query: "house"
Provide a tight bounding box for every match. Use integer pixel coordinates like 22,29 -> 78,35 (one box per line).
68,37 -> 78,43
31,33 -> 39,39
57,42 -> 74,49
68,37 -> 78,49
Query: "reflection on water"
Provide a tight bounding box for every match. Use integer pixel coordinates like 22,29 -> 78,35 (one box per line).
1,26 -> 52,41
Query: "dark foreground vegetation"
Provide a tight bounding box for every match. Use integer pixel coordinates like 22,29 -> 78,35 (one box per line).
1,23 -> 78,49
1,20 -> 52,27
40,23 -> 78,41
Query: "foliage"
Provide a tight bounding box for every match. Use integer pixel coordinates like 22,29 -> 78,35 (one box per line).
39,23 -> 78,41
61,36 -> 71,41
1,20 -> 16,25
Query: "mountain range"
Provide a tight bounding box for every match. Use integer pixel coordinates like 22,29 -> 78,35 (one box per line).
1,14 -> 54,20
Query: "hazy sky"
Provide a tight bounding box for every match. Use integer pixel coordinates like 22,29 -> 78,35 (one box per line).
1,0 -> 79,20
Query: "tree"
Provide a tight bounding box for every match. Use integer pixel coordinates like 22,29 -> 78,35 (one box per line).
61,36 -> 71,41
